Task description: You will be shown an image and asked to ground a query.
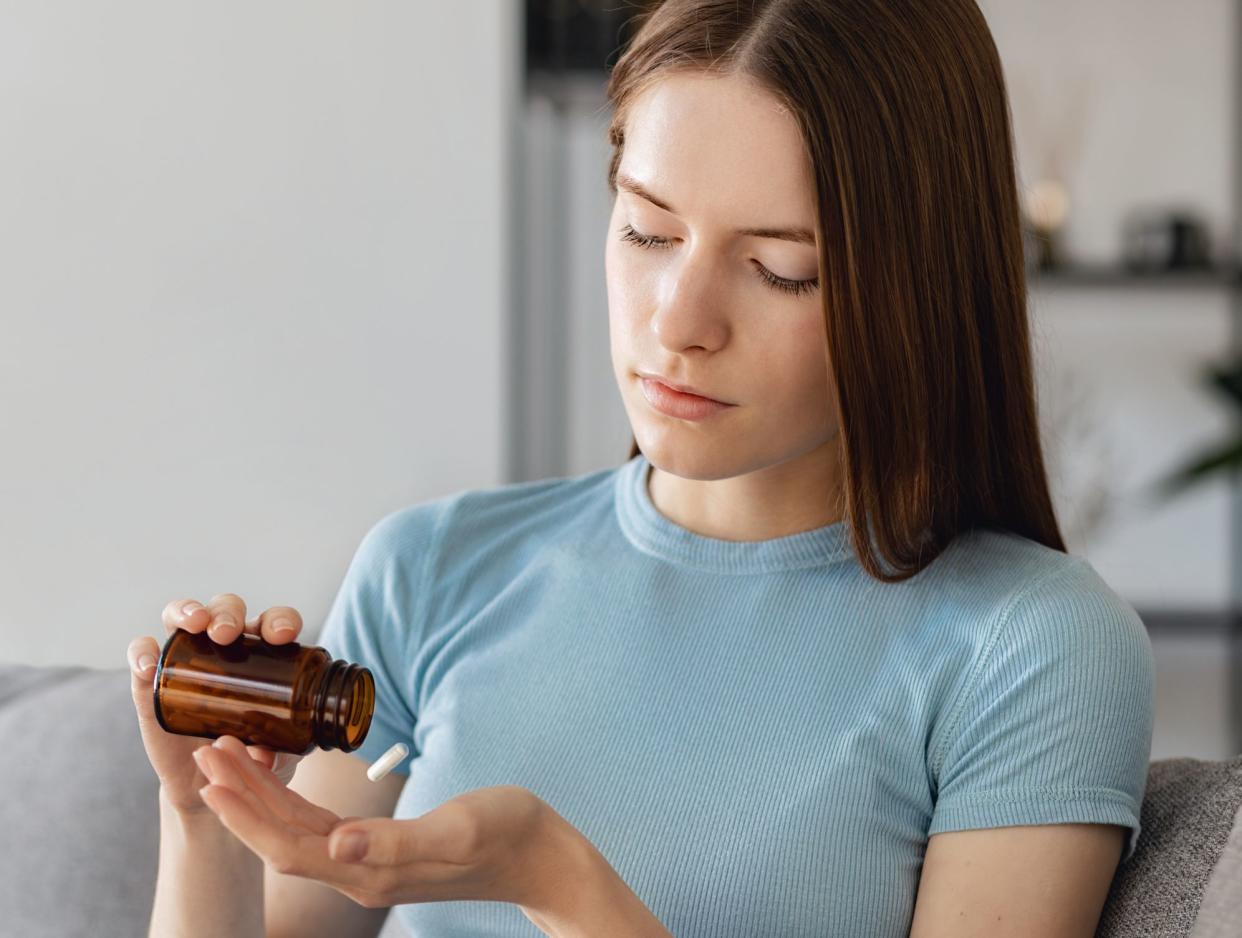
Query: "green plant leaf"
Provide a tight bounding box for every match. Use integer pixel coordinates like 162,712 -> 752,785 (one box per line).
1205,357 -> 1242,410
1150,439 -> 1242,500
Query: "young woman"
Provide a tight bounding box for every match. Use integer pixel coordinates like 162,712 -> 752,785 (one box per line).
128,1 -> 1154,935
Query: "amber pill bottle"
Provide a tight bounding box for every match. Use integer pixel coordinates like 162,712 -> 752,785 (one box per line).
152,627 -> 375,755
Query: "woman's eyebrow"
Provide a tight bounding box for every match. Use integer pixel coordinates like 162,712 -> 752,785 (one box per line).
616,173 -> 816,246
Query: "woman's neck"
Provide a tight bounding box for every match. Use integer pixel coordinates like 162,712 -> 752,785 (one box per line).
645,441 -> 845,542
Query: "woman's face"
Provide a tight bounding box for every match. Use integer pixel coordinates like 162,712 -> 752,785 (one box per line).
606,71 -> 839,481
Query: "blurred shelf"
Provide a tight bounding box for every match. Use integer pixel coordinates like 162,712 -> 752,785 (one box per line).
1137,608 -> 1241,635
1029,263 -> 1242,290
1138,607 -> 1242,756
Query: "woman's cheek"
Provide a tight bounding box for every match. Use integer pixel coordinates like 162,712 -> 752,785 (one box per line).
612,258 -> 655,327
606,246 -> 638,318
607,271 -> 648,357
768,316 -> 831,411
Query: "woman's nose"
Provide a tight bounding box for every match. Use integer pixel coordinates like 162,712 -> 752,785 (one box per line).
650,251 -> 730,352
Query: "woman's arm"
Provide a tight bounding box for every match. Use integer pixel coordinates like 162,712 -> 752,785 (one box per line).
908,822 -> 1126,937
148,748 -> 409,938
188,738 -> 675,938
149,786 -> 266,938
518,805 -> 675,938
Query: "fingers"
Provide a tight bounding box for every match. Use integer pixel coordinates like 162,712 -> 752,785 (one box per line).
243,746 -> 298,786
161,598 -> 209,636
125,636 -> 163,728
126,636 -> 161,681
160,593 -> 243,644
162,597 -> 302,646
244,606 -> 304,645
196,783 -> 375,892
247,745 -> 277,770
204,593 -> 247,644
196,735 -> 338,835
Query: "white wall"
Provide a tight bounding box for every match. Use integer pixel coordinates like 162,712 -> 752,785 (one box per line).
0,2 -> 517,668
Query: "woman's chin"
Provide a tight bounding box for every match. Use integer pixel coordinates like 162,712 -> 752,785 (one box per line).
634,435 -> 749,481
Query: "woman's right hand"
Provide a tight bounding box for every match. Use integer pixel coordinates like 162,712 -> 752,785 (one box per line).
126,593 -> 307,816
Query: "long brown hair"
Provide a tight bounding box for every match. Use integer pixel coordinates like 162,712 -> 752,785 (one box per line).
605,0 -> 1066,582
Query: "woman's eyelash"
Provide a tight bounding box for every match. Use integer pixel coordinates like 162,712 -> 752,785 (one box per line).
617,224 -> 819,297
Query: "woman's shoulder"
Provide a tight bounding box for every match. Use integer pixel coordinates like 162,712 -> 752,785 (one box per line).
924,533 -> 1156,860
921,526 -> 1147,648
359,462 -> 623,568
935,524 -> 1102,593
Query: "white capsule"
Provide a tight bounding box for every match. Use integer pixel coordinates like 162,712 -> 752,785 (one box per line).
366,742 -> 409,782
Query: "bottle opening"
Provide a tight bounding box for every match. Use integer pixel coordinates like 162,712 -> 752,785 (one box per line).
315,661 -> 375,751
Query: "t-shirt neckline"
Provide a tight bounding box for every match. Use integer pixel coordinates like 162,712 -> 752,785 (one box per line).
613,452 -> 854,574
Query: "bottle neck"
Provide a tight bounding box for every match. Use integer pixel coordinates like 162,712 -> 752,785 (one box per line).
311,659 -> 374,751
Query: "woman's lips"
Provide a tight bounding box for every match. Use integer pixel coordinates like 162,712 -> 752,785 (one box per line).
640,377 -> 736,421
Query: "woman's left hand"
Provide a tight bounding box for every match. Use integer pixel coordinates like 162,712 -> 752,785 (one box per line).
190,734 -> 584,917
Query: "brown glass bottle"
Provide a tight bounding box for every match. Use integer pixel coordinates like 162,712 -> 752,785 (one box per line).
152,627 -> 375,755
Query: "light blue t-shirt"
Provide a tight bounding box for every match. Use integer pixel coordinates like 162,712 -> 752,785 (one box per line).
317,452 -> 1155,937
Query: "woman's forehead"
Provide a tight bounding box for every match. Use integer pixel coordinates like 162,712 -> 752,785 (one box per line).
620,72 -> 816,229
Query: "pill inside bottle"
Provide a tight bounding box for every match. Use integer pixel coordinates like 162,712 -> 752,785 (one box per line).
367,743 -> 410,781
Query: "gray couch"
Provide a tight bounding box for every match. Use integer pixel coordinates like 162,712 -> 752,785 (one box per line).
2,662 -> 1240,937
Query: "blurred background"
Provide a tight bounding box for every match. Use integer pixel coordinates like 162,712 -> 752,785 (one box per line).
1,0 -> 1239,763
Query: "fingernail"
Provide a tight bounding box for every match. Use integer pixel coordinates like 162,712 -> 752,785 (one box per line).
137,653 -> 155,672
271,618 -> 296,636
181,602 -> 203,617
334,831 -> 369,862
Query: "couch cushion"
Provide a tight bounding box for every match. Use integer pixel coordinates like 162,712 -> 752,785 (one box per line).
1190,795 -> 1242,938
0,663 -> 161,938
1097,755 -> 1242,937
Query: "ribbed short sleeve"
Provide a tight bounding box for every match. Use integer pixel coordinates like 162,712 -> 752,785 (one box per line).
313,500 -> 451,771
927,559 -> 1156,864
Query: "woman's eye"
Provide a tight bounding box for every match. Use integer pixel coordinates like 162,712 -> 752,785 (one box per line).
617,223 -> 819,297
617,223 -> 670,251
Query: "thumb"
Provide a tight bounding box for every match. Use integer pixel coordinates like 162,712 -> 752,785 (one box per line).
330,806 -> 466,867
126,637 -> 162,726
328,816 -> 432,866
329,816 -> 382,863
